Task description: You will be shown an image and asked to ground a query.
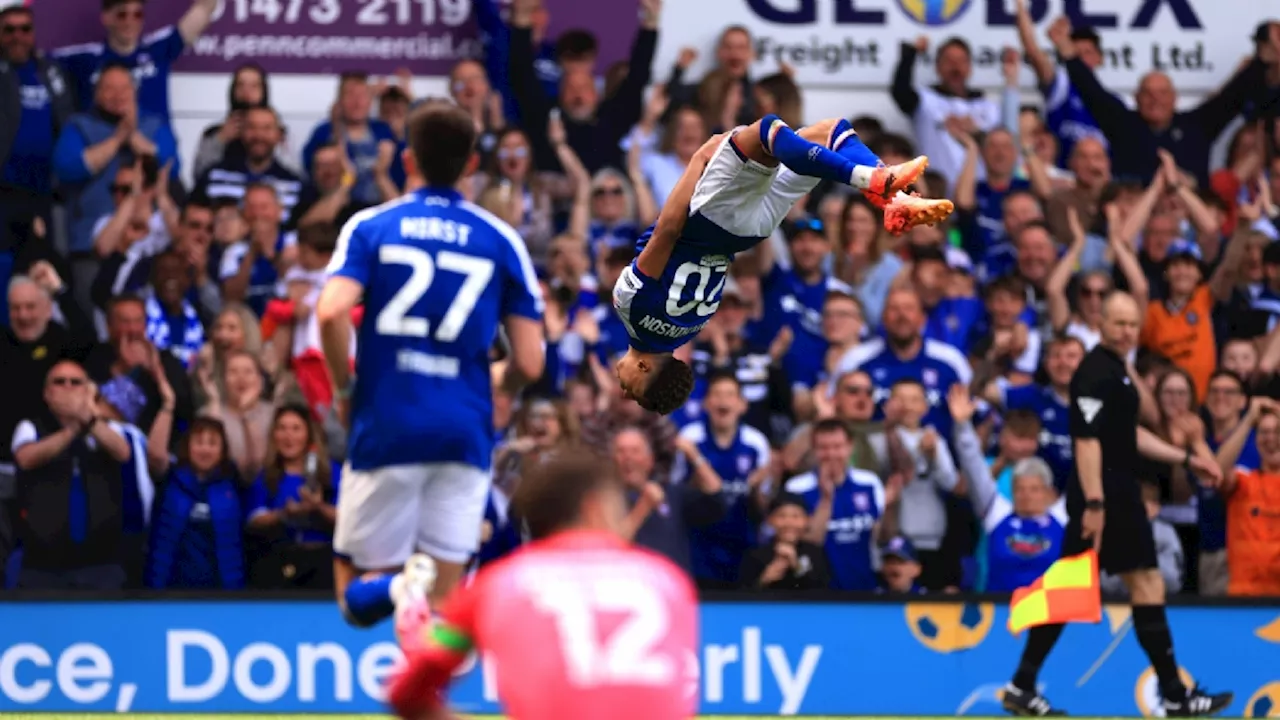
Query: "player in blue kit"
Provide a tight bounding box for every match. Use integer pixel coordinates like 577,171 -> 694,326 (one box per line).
316,101 -> 545,645
613,114 -> 954,414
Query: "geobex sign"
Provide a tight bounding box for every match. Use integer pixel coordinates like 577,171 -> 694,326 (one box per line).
653,0 -> 1275,92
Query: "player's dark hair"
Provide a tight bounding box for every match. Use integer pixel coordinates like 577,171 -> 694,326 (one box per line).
407,100 -> 477,188
638,357 -> 695,416
555,29 -> 598,62
512,450 -> 619,540
1002,409 -> 1042,438
102,0 -> 140,13
938,37 -> 973,59
812,417 -> 853,441
909,243 -> 947,267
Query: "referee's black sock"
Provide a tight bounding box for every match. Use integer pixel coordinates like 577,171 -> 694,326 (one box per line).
1133,604 -> 1186,701
1012,623 -> 1065,692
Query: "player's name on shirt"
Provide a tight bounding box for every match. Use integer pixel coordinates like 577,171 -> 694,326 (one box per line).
636,314 -> 705,340
399,215 -> 474,245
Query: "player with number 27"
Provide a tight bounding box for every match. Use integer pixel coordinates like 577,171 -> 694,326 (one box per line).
612,115 -> 950,416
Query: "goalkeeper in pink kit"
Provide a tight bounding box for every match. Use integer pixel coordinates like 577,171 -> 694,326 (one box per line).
388,453 -> 699,720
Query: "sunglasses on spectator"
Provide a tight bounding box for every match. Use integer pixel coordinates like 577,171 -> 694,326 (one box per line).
50,376 -> 87,387
1,23 -> 33,36
110,183 -> 133,196
113,8 -> 143,20
593,186 -> 625,198
497,147 -> 528,160
840,384 -> 873,397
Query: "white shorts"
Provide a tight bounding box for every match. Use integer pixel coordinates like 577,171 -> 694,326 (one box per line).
333,462 -> 491,568
689,129 -> 822,239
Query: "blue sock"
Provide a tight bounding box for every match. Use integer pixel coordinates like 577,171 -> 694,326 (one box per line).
829,118 -> 883,168
760,114 -> 857,185
342,574 -> 397,627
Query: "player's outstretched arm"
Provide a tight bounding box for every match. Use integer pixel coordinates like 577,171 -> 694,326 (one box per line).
635,133 -> 725,279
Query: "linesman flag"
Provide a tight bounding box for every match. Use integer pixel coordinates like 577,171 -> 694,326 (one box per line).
1008,550 -> 1102,634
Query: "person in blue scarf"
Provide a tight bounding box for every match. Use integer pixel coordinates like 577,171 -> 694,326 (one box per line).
145,417 -> 246,590
244,404 -> 340,589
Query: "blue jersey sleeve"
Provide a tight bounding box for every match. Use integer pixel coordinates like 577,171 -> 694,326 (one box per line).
328,212 -> 375,286
143,25 -> 186,63
500,231 -> 544,320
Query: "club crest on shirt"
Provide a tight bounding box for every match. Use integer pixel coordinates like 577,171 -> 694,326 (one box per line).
1186,311 -> 1198,325
737,454 -> 753,475
923,368 -> 938,386
853,493 -> 869,511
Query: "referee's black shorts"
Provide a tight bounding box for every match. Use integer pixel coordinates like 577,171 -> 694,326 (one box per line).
1062,473 -> 1158,575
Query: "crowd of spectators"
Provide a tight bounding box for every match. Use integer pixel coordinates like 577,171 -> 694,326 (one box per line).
2,0 -> 1280,598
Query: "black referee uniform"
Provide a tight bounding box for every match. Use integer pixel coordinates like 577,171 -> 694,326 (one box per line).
1065,344 -> 1158,574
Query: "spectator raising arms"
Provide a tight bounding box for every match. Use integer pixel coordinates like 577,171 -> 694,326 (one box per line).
52,0 -> 218,123
145,417 -> 246,590
508,0 -> 659,173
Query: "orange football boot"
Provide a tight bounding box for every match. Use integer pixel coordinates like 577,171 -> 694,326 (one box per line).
883,192 -> 955,236
862,155 -> 929,207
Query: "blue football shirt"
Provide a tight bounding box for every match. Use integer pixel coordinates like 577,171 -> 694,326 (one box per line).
786,468 -> 885,591
53,25 -> 185,121
327,187 -> 543,472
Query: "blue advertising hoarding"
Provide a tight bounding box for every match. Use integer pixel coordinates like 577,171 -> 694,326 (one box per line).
1,599 -> 1279,716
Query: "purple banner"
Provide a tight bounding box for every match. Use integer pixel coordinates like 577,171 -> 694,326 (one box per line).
34,0 -> 636,76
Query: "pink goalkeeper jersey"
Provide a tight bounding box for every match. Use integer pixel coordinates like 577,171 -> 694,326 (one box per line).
441,530 -> 699,720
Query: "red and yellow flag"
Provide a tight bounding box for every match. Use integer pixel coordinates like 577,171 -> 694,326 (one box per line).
1007,550 -> 1102,634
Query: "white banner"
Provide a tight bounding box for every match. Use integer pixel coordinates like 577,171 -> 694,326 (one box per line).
655,0 -> 1279,93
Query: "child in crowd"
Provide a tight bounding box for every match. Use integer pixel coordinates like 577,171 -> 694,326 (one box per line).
975,275 -> 1039,383
739,493 -> 830,590
878,536 -> 925,594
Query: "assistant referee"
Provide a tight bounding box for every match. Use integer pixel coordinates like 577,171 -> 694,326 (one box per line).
1000,292 -> 1232,718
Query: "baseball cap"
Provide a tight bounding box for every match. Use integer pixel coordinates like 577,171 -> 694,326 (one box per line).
1165,240 -> 1203,265
784,214 -> 825,242
882,536 -> 918,563
0,0 -> 32,15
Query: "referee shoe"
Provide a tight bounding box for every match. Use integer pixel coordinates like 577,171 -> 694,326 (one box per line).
1163,686 -> 1233,716
1001,684 -> 1066,716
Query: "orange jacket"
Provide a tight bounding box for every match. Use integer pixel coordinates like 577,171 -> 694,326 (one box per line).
1227,468 -> 1280,596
